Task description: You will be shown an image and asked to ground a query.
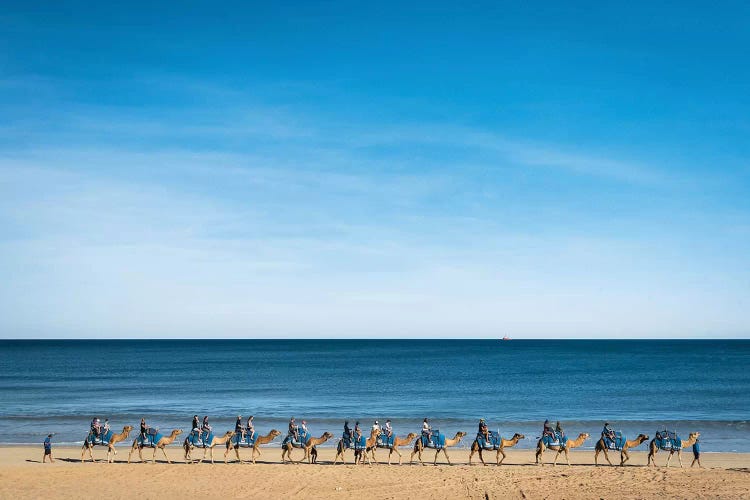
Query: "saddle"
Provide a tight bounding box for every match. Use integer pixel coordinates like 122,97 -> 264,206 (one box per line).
477,431 -> 501,450
87,430 -> 111,446
283,429 -> 309,448
377,434 -> 395,448
655,430 -> 681,451
542,431 -> 567,448
237,431 -> 257,447
187,430 -> 212,448
421,430 -> 445,450
139,429 -> 162,447
603,431 -> 625,451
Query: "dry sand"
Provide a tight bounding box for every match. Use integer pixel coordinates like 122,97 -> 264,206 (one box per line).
1,445 -> 748,499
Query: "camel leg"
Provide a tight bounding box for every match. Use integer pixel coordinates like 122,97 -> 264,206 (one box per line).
535,445 -> 544,465
603,447 -> 613,466
442,448 -> 452,465
161,446 -> 171,464
620,448 -> 629,466
565,448 -> 571,466
666,451 -> 673,468
677,450 -> 683,468
497,447 -> 506,465
409,446 -> 420,465
127,444 -> 134,463
210,446 -> 216,464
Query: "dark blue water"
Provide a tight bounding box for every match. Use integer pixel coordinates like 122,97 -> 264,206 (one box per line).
0,340 -> 747,451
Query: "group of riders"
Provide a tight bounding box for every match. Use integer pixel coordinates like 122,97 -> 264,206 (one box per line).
340,418 -> 394,444
89,415 -> 621,447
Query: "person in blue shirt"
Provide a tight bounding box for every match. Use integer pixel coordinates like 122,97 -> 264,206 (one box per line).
43,434 -> 54,463
691,437 -> 702,468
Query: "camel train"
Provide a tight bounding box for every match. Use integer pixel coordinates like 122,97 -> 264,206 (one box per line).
75,419 -> 698,468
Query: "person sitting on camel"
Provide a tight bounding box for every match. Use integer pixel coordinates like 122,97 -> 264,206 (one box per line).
542,419 -> 555,441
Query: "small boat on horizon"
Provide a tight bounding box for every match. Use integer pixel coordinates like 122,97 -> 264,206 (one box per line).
501,335 -> 511,341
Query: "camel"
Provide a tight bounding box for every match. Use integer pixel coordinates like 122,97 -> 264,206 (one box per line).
281,432 -> 333,464
535,432 -> 589,466
333,429 -> 380,465
183,431 -> 235,464
468,433 -> 525,466
369,432 -> 418,465
410,432 -> 467,465
647,432 -> 700,468
128,429 -> 182,464
80,426 -> 133,463
224,429 -> 281,464
594,433 -> 649,466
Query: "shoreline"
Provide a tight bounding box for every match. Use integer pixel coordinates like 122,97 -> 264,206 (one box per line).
1,446 -> 748,499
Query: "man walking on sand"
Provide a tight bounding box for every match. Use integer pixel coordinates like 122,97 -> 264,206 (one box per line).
691,437 -> 702,468
43,434 -> 54,463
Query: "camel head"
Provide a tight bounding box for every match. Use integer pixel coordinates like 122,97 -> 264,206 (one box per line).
512,433 -> 525,440
223,431 -> 235,438
123,425 -> 134,433
370,428 -> 381,437
636,434 -> 649,442
170,429 -> 183,438
580,433 -> 590,440
405,433 -> 417,440
269,429 -> 282,438
322,432 -> 334,440
455,431 -> 467,440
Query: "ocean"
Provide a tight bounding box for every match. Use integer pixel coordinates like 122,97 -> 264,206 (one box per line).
0,339 -> 747,452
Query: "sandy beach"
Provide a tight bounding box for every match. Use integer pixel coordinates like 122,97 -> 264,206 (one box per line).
1,445 -> 748,499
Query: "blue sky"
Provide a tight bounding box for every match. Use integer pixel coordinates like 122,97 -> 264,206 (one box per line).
1,1 -> 748,338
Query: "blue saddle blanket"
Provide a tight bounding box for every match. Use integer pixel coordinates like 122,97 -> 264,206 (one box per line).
421,430 -> 446,449
342,433 -> 368,450
542,432 -> 568,448
477,431 -> 502,450
136,428 -> 162,447
231,431 -> 258,447
655,430 -> 681,451
186,430 -> 213,448
282,429 -> 309,448
376,434 -> 396,448
86,429 -> 114,446
603,432 -> 626,451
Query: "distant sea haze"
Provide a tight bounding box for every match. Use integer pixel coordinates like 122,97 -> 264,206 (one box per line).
1,340 -> 747,451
